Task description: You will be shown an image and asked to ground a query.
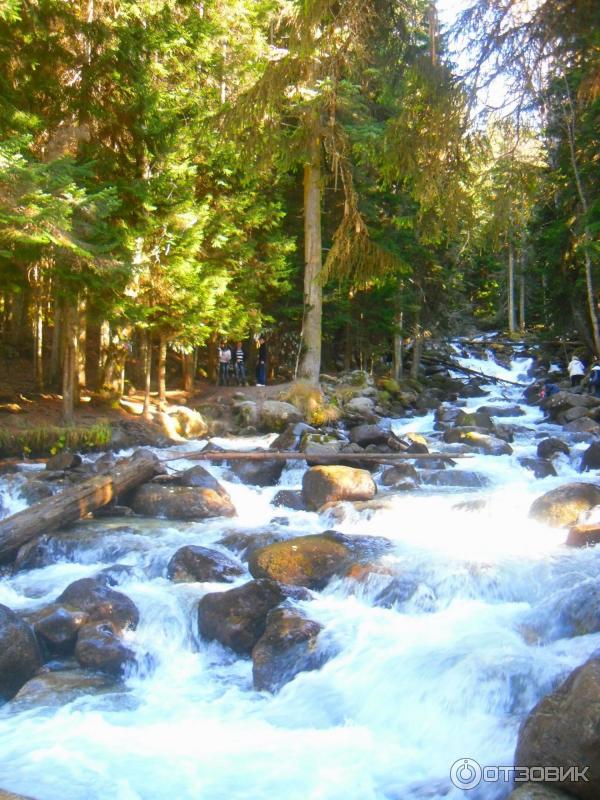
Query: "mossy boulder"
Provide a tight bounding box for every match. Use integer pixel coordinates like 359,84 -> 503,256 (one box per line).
529,482 -> 600,528
302,465 -> 377,510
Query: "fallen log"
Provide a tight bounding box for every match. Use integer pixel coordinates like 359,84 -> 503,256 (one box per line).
420,354 -> 527,387
0,450 -> 159,564
161,449 -> 471,464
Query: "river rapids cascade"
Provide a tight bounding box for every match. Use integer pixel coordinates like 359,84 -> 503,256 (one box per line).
1,340 -> 599,800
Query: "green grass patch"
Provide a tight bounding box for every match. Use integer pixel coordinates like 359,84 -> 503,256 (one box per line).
0,422 -> 112,458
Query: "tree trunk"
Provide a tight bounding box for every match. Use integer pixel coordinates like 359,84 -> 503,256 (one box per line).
297,122 -> 323,384
507,240 -> 516,334
158,333 -> 167,404
49,295 -> 62,390
562,76 -> 600,355
0,451 -> 159,563
97,319 -> 110,390
182,350 -> 195,393
410,313 -> 422,380
61,302 -> 78,424
77,294 -> 87,392
142,330 -> 152,418
519,251 -> 526,333
32,271 -> 44,390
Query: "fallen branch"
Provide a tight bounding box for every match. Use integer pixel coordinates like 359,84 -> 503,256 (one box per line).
0,450 -> 159,563
421,354 -> 527,387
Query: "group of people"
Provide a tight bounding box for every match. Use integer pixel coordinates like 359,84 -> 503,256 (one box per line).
217,335 -> 268,387
541,354 -> 600,399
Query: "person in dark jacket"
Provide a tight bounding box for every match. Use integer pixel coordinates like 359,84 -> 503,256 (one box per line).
256,335 -> 267,386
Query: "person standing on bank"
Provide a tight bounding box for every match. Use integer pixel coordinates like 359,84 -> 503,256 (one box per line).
568,354 -> 585,387
218,341 -> 232,386
234,341 -> 246,386
256,335 -> 267,386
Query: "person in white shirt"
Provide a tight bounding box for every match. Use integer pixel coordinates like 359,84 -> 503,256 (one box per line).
568,355 -> 585,387
218,342 -> 232,386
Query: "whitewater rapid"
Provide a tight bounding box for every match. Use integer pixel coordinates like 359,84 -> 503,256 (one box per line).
1,345 -> 599,800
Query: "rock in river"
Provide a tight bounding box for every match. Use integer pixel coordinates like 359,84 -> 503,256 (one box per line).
198,579 -> 309,655
130,483 -> 235,520
529,482 -> 600,528
302,465 -> 377,510
252,607 -> 326,693
75,621 -> 136,675
56,577 -> 139,631
0,604 -> 42,700
166,545 -> 244,583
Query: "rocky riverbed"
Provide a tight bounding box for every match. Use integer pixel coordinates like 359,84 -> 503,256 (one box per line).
1,339 -> 600,799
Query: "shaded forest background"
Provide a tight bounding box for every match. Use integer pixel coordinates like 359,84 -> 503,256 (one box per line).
0,0 -> 598,420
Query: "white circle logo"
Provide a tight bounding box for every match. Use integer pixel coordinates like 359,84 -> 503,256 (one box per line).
450,758 -> 482,790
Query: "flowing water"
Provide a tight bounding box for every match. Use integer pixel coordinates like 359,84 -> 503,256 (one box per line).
1,344 -> 599,800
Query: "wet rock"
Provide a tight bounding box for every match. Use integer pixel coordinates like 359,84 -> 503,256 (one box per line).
12,669 -> 116,708
507,785 -> 574,800
259,401 -> 303,432
454,410 -> 495,431
518,457 -> 558,479
349,423 -> 390,447
94,564 -> 136,586
130,483 -> 235,520
434,405 -> 462,429
381,464 -> 420,488
198,579 -> 309,655
229,458 -> 285,487
477,404 -> 525,417
0,791 -> 39,800
561,406 -> 594,424
0,605 -> 43,700
166,545 -> 244,583
75,621 -> 136,675
566,522 -> 600,547
217,530 -> 292,561
443,428 -> 513,455
373,577 -> 420,608
252,607 -> 326,693
46,450 -> 82,471
17,480 -> 54,504
554,581 -> 600,636
56,577 -> 139,631
515,655 -> 600,800
302,465 -> 377,510
179,466 -> 229,497
564,417 -> 600,436
529,483 -> 600,528
537,437 -> 570,459
452,498 -> 488,513
419,470 -> 489,489
270,422 -> 314,452
581,442 -> 600,472
32,605 -> 89,655
272,489 -> 308,511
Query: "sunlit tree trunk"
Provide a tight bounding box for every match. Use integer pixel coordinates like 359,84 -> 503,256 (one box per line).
77,293 -> 87,396
49,295 -> 62,390
62,302 -> 78,424
182,350 -> 195,393
158,333 -> 167,404
297,120 -> 323,384
142,330 -> 152,418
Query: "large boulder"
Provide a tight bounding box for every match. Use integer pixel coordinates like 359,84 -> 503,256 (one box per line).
529,483 -> 600,528
162,405 -> 208,439
302,465 -> 377,510
0,791 -> 39,800
581,442 -> 600,472
259,401 -> 303,432
166,545 -> 244,583
75,621 -> 136,675
252,607 -> 326,693
477,404 -> 525,417
179,466 -> 229,496
248,532 -> 353,589
197,579 -> 308,655
46,450 -> 82,471
419,470 -> 489,489
515,656 -> 600,799
537,437 -> 570,460
229,458 -> 285,487
129,483 -> 235,520
217,530 -> 292,562
343,396 -> 377,421
565,418 -> 600,436
56,577 -> 139,631
454,410 -> 496,431
349,423 -> 390,447
381,463 -> 420,489
566,522 -> 600,548
0,604 -> 42,700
